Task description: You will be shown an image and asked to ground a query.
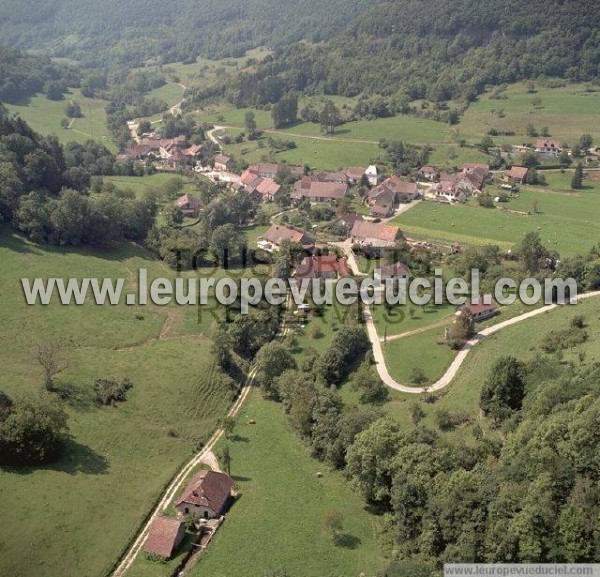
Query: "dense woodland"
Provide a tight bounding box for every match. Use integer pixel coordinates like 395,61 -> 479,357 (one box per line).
0,45 -> 78,103
0,0 -> 379,67
213,0 -> 600,110
0,109 -> 156,246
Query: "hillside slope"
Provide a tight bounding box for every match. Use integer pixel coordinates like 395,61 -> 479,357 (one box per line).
219,0 -> 600,105
0,0 -> 380,66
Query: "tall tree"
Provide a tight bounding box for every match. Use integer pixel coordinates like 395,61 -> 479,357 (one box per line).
571,162 -> 584,190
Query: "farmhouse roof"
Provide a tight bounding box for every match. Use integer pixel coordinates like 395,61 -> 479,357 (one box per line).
175,470 -> 233,513
506,166 -> 529,180
261,224 -> 314,247
351,221 -> 402,243
144,516 -> 184,559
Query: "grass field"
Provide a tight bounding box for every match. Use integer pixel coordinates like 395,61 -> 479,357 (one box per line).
383,325 -> 456,386
191,391 -> 384,577
0,227 -> 233,577
216,127 -> 381,171
5,89 -> 116,152
384,295 -> 600,437
459,81 -> 600,146
392,171 -> 600,256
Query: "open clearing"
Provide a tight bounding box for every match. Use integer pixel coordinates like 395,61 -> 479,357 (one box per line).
392,171 -> 600,256
459,81 -> 600,146
0,227 -> 232,577
5,89 -> 116,151
191,391 -> 384,577
384,296 -> 600,441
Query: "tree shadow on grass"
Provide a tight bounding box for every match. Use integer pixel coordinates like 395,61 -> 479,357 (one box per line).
334,533 -> 361,549
229,434 -> 250,443
2,438 -> 109,476
50,381 -> 94,411
231,475 -> 252,482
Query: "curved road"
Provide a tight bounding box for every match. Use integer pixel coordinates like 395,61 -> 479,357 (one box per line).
338,242 -> 600,394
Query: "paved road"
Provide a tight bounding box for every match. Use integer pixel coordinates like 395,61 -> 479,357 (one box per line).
112,370 -> 255,576
112,294 -> 293,577
336,241 -> 600,394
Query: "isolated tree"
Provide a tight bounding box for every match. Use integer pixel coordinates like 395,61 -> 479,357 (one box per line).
519,232 -> 551,273
579,134 -> 593,152
35,340 -> 70,391
64,101 -> 82,118
409,401 -> 425,425
410,367 -> 428,385
322,508 -> 343,542
0,393 -> 69,465
271,93 -> 298,128
531,96 -> 543,108
320,100 -> 343,135
244,111 -> 258,139
447,311 -> 475,350
218,443 -> 231,475
164,176 -> 184,199
222,416 -> 236,439
571,163 -> 584,190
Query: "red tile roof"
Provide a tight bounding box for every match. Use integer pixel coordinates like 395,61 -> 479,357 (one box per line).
506,166 -> 529,180
379,261 -> 410,278
261,225 -> 314,247
295,255 -> 350,278
465,297 -> 498,316
176,470 -> 233,515
144,516 -> 185,559
351,221 -> 402,244
176,194 -> 202,210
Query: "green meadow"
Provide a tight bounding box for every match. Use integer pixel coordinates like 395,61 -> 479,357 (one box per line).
184,392 -> 383,577
0,228 -> 233,577
5,89 -> 116,151
392,170 -> 600,256
384,295 -> 600,439
459,81 -> 600,145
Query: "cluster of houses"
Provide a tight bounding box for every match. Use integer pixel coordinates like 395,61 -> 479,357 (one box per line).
144,470 -> 234,560
417,163 -> 492,203
117,135 -> 208,169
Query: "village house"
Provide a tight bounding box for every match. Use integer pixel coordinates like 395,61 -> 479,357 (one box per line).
175,470 -> 234,520
214,154 -> 233,172
463,163 -> 491,180
535,139 -> 562,156
418,166 -> 439,181
345,167 -> 366,185
375,261 -> 411,287
294,254 -> 350,281
248,163 -> 303,180
258,224 -> 315,251
503,166 -> 529,185
175,194 -> 202,218
369,176 -> 419,204
314,171 -> 347,184
369,189 -> 396,218
144,516 -> 186,560
458,297 -> 498,322
240,170 -> 281,202
292,179 -> 348,203
182,144 -> 206,159
351,221 -> 403,248
365,164 -> 381,186
338,212 -> 364,232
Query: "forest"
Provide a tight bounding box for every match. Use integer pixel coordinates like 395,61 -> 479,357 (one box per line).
0,109 -> 156,246
0,45 -> 79,103
0,0 -> 380,67
213,0 -> 600,109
